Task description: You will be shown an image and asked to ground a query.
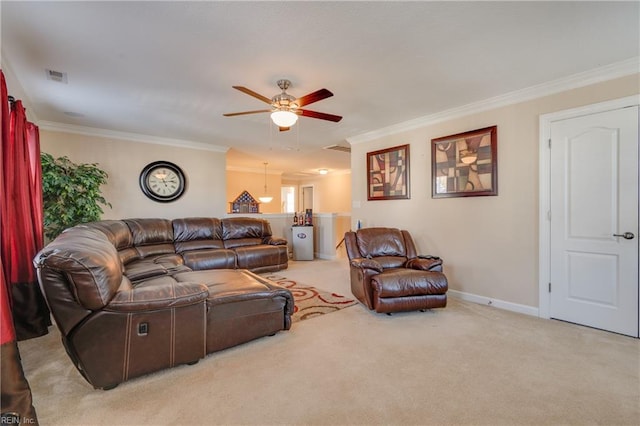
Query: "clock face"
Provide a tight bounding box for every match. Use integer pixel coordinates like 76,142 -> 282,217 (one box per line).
139,161 -> 186,202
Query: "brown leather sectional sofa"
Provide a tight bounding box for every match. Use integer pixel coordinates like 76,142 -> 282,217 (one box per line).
33,217 -> 293,390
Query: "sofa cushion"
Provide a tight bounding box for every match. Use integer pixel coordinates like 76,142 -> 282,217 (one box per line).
34,227 -> 123,310
85,220 -> 139,265
182,249 -> 236,270
221,217 -> 272,240
85,220 -> 132,249
234,245 -> 289,273
173,217 -> 225,253
124,218 -> 175,258
106,276 -> 208,312
124,254 -> 191,282
124,260 -> 168,282
223,237 -> 263,249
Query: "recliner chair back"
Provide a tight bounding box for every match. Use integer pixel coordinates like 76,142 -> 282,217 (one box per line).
345,227 -> 420,269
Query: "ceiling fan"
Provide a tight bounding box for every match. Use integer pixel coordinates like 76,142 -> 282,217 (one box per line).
223,79 -> 342,131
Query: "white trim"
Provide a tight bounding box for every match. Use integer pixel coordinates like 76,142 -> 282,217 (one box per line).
39,121 -> 228,153
448,289 -> 539,317
348,57 -> 640,145
538,95 -> 640,319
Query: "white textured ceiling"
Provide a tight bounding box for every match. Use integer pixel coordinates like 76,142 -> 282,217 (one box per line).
2,1 -> 638,178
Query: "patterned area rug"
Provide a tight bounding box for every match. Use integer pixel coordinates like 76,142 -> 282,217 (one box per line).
264,275 -> 358,322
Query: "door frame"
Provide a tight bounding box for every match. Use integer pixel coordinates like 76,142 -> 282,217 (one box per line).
538,95 -> 640,319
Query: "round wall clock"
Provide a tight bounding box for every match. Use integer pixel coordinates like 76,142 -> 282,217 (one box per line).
139,161 -> 186,202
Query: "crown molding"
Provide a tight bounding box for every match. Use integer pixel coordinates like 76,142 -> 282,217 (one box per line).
347,57 -> 640,145
38,121 -> 229,153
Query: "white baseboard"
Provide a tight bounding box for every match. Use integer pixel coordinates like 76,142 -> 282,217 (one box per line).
448,289 -> 539,317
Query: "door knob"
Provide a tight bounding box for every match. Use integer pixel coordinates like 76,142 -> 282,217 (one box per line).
612,232 -> 635,240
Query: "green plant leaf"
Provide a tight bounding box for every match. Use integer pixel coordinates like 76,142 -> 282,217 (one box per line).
41,152 -> 111,240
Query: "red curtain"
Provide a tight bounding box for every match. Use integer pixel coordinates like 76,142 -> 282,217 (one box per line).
0,70 -> 14,345
0,70 -> 50,341
0,70 -> 39,426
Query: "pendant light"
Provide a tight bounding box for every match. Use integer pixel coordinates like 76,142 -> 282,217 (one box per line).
258,162 -> 273,203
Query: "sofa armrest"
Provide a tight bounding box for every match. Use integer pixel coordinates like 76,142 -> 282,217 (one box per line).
350,258 -> 383,273
106,280 -> 208,312
406,256 -> 443,271
264,237 -> 288,246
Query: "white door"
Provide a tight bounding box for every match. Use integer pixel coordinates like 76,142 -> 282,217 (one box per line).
302,185 -> 313,212
549,106 -> 638,337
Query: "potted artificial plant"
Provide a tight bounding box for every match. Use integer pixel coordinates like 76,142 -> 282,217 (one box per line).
41,152 -> 112,241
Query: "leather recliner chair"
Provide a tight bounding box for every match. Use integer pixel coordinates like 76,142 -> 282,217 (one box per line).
344,227 -> 448,314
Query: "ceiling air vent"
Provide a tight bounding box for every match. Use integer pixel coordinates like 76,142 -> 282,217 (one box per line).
46,69 -> 68,84
323,144 -> 351,153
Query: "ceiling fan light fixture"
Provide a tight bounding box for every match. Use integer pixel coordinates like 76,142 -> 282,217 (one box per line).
271,110 -> 298,127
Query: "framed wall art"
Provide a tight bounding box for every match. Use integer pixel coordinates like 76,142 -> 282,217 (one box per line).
367,144 -> 410,200
431,126 -> 497,198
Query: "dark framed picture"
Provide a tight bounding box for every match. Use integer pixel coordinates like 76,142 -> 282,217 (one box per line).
431,126 -> 497,198
367,144 -> 410,200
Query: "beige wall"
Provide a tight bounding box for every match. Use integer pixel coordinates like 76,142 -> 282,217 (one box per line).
40,130 -> 228,219
282,172 -> 352,213
40,130 -> 352,223
350,74 -> 640,310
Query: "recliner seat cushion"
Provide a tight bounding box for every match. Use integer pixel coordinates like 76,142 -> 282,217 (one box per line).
371,270 -> 448,298
106,276 -> 208,312
182,249 -> 236,270
234,246 -> 289,273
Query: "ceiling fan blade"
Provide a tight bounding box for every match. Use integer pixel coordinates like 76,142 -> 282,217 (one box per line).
232,86 -> 272,104
299,109 -> 343,122
296,89 -> 333,107
223,109 -> 271,117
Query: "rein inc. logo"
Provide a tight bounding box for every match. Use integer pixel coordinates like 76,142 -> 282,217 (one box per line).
0,413 -> 35,424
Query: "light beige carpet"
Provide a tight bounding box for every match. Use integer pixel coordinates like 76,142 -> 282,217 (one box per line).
17,259 -> 640,425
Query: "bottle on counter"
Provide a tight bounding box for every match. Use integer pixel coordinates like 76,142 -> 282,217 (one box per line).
293,212 -> 298,226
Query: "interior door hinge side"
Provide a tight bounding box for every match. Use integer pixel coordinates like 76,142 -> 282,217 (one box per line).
548,282 -> 552,293
548,138 -> 552,148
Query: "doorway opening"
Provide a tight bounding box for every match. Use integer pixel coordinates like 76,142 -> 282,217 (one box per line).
281,186 -> 296,213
